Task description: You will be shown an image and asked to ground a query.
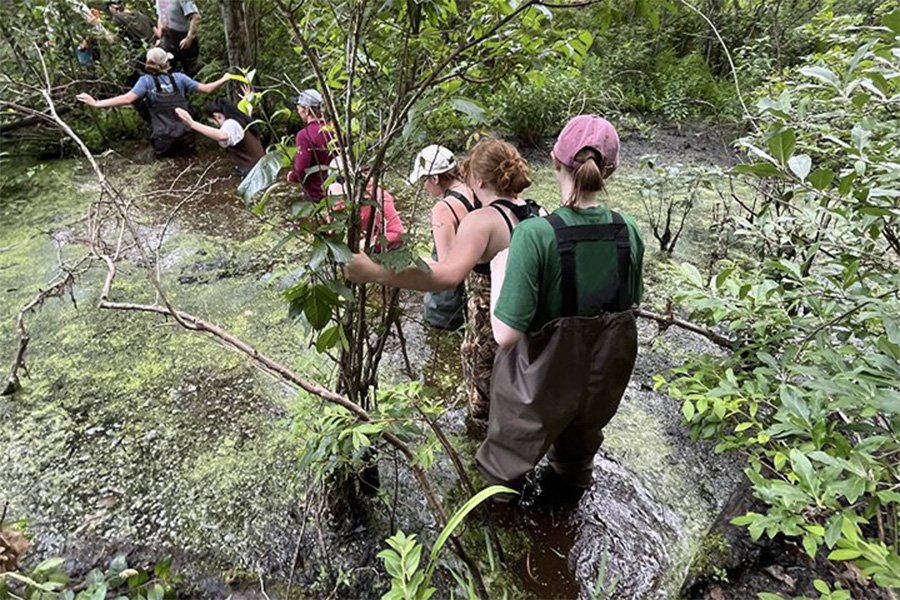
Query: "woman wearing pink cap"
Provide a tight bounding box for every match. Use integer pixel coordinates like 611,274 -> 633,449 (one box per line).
476,115 -> 645,499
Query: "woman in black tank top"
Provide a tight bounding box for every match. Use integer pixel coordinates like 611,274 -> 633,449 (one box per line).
409,145 -> 479,330
346,139 -> 540,419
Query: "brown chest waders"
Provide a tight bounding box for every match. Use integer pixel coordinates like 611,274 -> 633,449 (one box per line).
475,212 -> 639,489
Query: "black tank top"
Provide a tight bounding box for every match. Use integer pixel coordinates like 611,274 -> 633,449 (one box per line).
472,199 -> 543,276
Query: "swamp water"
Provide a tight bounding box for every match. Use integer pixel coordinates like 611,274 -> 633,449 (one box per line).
1,150 -> 742,598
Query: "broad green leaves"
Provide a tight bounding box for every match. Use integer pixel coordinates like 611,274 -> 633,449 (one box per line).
666,16 -> 900,593
378,485 -> 515,600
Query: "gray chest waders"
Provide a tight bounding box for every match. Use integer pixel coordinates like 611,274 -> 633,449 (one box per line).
475,212 -> 639,488
147,74 -> 195,158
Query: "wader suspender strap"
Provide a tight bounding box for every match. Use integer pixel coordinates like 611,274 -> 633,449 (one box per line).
151,74 -> 179,94
546,212 -> 631,317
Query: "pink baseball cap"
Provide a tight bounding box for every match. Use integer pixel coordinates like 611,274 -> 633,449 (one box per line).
552,115 -> 620,172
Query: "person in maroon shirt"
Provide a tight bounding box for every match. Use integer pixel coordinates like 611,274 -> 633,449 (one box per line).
286,89 -> 333,200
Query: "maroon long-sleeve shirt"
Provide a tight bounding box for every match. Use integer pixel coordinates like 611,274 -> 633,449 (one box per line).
287,120 -> 333,200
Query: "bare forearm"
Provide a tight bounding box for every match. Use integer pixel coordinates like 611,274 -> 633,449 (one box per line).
197,76 -> 227,94
187,13 -> 200,39
189,120 -> 228,142
95,92 -> 138,108
377,262 -> 464,292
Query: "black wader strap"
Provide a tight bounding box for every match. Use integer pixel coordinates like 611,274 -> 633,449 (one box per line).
547,212 -> 632,317
151,74 -> 162,92
166,73 -> 178,95
611,212 -> 631,312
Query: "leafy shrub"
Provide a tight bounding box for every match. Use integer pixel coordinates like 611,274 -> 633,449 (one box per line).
495,65 -> 622,146
649,51 -> 732,121
661,7 -> 900,591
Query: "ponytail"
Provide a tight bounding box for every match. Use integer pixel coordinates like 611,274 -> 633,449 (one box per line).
565,147 -> 613,206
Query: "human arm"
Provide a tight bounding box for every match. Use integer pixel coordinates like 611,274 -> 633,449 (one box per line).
489,249 -> 524,346
154,0 -> 164,38
175,108 -> 229,142
179,8 -> 201,49
492,223 -> 541,345
195,73 -> 228,94
76,91 -> 139,108
344,211 -> 492,291
431,201 -> 457,260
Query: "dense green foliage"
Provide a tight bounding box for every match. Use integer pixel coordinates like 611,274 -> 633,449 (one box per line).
662,7 -> 900,591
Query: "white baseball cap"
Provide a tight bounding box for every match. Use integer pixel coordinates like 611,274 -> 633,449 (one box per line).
408,145 -> 456,184
146,47 -> 174,66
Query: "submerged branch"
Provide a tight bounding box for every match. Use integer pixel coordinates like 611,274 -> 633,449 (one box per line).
3,258 -> 90,396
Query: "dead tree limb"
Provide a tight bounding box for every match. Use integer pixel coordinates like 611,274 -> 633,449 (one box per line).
635,307 -> 739,350
2,255 -> 93,396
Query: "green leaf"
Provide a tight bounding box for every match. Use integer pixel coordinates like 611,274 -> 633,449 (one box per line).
802,534 -> 818,559
681,263 -> 704,287
733,162 -> 782,178
800,66 -> 841,88
789,449 -> 816,492
450,98 -> 488,124
34,558 -> 65,574
304,285 -> 339,330
315,325 -> 345,353
682,400 -> 695,422
808,168 -> 834,190
425,485 -> 516,580
767,129 -> 796,163
828,549 -> 862,561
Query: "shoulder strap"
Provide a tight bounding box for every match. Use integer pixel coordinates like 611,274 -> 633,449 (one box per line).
151,74 -> 163,92
489,203 -> 515,234
445,189 -> 477,213
547,211 -> 632,317
441,199 -> 461,227
610,212 -> 632,312
166,73 -> 182,96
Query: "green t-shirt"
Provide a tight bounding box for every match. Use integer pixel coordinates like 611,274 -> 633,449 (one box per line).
494,206 -> 644,332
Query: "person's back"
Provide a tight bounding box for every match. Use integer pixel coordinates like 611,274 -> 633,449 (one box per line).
493,205 -> 643,333
409,144 -> 478,330
130,54 -> 198,157
361,188 -> 405,251
293,121 -> 332,199
477,115 -> 644,498
287,90 -> 333,200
